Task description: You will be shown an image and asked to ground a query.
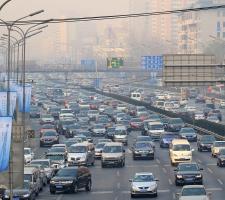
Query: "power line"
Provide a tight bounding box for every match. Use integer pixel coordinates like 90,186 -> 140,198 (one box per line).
1,4 -> 225,26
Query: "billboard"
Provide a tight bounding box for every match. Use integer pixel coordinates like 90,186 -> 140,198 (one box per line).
0,116 -> 12,172
141,55 -> 163,70
0,91 -> 17,117
93,78 -> 102,89
107,57 -> 124,68
17,84 -> 32,112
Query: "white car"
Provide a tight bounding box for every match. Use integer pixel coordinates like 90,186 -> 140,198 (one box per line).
195,112 -> 205,120
129,172 -> 158,198
177,185 -> 211,200
24,148 -> 34,164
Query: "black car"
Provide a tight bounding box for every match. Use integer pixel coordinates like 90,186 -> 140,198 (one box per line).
197,135 -> 216,152
217,148 -> 225,167
65,124 -> 81,138
30,106 -> 41,118
50,166 -> 92,194
57,119 -> 76,135
132,142 -> 154,160
40,130 -> 59,147
167,118 -> 185,132
160,133 -> 179,148
79,130 -> 93,143
3,180 -> 36,200
174,163 -> 203,186
105,127 -> 116,139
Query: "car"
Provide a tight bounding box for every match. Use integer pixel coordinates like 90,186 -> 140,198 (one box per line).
24,148 -> 34,164
40,114 -> 55,125
194,112 -> 205,120
207,115 -> 220,123
129,172 -> 158,198
105,127 -> 116,139
45,152 -> 66,171
195,96 -> 206,103
174,163 -> 203,186
64,138 -> 82,148
95,142 -> 107,159
209,109 -> 222,121
167,118 -> 185,132
67,143 -> 95,166
197,135 -> 216,152
57,119 -> 77,135
3,180 -> 36,200
179,128 -> 197,142
176,185 -> 211,200
40,130 -> 59,147
135,136 -> 155,149
101,142 -> 125,168
39,124 -> 56,137
159,133 -> 179,148
132,142 -> 154,160
130,118 -> 143,130
90,124 -> 106,136
30,159 -> 54,183
113,128 -> 128,145
211,141 -> 225,157
78,130 -> 93,143
30,106 -> 41,118
219,100 -> 225,109
217,148 -> 225,167
146,121 -> 165,140
64,124 -> 81,138
49,166 -> 92,194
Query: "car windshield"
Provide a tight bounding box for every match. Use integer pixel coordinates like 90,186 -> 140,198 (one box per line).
24,149 -> 30,155
94,125 -> 104,129
31,160 -> 50,168
131,118 -> 142,123
42,124 -> 54,129
135,142 -> 151,149
170,118 -> 183,124
62,120 -> 75,125
69,146 -> 87,153
46,155 -> 64,161
24,174 -> 32,182
114,130 -> 127,135
215,142 -> 225,147
163,134 -> 178,139
201,136 -> 215,142
173,144 -> 190,151
96,143 -> 106,149
103,146 -> 122,153
178,164 -> 198,171
149,124 -> 164,130
180,128 -> 195,133
56,168 -> 77,177
49,147 -> 65,153
219,149 -> 225,155
108,128 -> 115,132
182,188 -> 206,196
43,131 -> 57,137
133,174 -> 154,182
137,137 -> 152,142
42,114 -> 52,118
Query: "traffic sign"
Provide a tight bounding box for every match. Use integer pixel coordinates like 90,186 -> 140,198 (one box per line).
107,57 -> 124,68
141,55 -> 163,70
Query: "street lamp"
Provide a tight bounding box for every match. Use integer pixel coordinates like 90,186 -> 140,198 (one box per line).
0,0 -> 12,11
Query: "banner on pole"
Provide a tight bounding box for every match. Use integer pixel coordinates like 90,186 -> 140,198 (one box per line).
18,84 -> 32,112
0,91 -> 17,117
0,116 -> 12,172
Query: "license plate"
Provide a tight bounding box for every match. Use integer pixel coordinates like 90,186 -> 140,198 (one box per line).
141,153 -> 147,156
13,198 -> 19,200
140,189 -> 147,192
185,178 -> 193,181
56,185 -> 63,189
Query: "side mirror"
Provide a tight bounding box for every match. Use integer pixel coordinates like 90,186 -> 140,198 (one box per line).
154,179 -> 159,181
123,149 -> 125,153
191,149 -> 195,152
129,179 -> 133,182
99,150 -> 102,153
174,169 -> 178,171
200,168 -> 203,171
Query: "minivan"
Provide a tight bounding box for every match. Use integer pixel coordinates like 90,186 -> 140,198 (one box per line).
169,139 -> 193,166
67,142 -> 95,166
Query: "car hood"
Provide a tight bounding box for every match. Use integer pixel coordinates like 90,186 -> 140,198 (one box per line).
52,176 -> 74,181
102,153 -> 122,158
162,138 -> 174,143
179,196 -> 209,200
42,136 -> 56,139
114,135 -> 127,139
68,153 -> 86,159
132,181 -> 157,188
5,189 -> 30,196
177,171 -> 200,175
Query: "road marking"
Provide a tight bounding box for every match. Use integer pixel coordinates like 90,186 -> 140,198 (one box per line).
125,164 -> 159,168
91,191 -> 114,194
207,167 -> 213,174
172,193 -> 176,200
156,159 -> 160,164
117,171 -> 120,176
217,179 -> 224,185
206,163 -> 217,166
206,188 -> 223,191
117,182 -> 121,189
114,196 -> 118,200
127,149 -> 132,154
162,167 -> 167,173
56,194 -> 63,200
196,159 -> 202,164
121,189 -> 170,193
168,178 -> 173,185
164,164 -> 170,167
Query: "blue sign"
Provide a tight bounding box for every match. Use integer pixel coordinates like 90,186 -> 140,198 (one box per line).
0,116 -> 12,172
93,78 -> 102,89
17,84 -> 32,112
141,56 -> 163,70
81,59 -> 96,66
0,91 -> 17,117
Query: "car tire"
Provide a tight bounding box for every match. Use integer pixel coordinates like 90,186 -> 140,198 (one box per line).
153,192 -> 158,197
101,162 -> 105,168
85,180 -> 92,192
74,184 -> 78,193
131,194 -> 135,198
50,189 -> 55,195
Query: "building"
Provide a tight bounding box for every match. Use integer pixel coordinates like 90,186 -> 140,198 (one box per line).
178,0 -> 225,54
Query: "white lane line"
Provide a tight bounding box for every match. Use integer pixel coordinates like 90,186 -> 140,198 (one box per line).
156,159 -> 160,164
206,188 -> 223,191
172,193 -> 176,200
125,165 -> 159,168
121,189 -> 170,193
91,191 -> 114,194
164,164 -> 170,167
114,196 -> 118,200
217,179 -> 224,185
117,171 -> 120,176
207,167 -> 213,174
206,163 -> 217,166
56,194 -> 63,200
127,149 -> 132,154
196,159 -> 202,164
117,182 -> 121,189
162,167 -> 167,173
168,178 -> 173,185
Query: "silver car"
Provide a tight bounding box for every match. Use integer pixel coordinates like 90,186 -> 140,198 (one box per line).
129,172 -> 158,198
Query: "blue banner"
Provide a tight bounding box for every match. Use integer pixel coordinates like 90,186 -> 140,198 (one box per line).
0,116 -> 12,172
93,78 -> 102,89
0,91 -> 17,117
17,84 -> 32,112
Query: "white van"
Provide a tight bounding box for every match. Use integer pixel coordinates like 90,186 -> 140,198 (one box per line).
130,92 -> 142,101
147,121 -> 165,140
169,139 -> 193,166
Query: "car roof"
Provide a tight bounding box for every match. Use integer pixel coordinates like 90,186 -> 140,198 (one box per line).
105,142 -> 123,146
135,172 -> 153,176
31,159 -> 50,162
182,185 -> 205,189
172,139 -> 190,145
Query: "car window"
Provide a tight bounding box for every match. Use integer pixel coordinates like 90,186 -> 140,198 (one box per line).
56,168 -> 77,177
173,144 -> 190,151
182,188 -> 206,196
178,164 -> 198,171
133,174 -> 154,182
103,146 -> 122,153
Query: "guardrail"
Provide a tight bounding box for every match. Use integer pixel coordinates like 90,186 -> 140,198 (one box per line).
82,86 -> 225,140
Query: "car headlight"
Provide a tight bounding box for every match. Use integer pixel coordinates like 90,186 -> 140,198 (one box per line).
148,184 -> 157,191
23,194 -> 30,198
177,175 -> 183,179
196,174 -> 202,178
132,185 -> 139,191
4,194 -> 9,198
61,180 -> 73,184
134,151 -> 139,153
50,180 -> 55,184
